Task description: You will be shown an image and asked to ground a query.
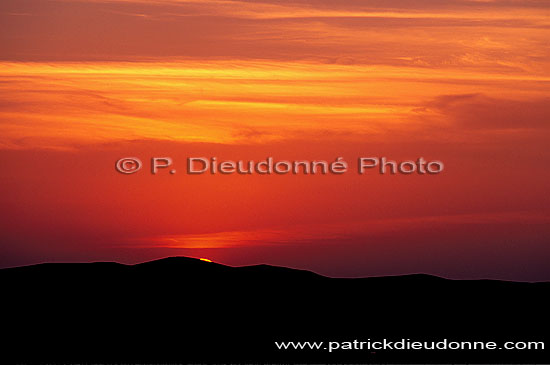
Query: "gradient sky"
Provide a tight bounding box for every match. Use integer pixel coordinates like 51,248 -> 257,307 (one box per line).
1,0 -> 549,280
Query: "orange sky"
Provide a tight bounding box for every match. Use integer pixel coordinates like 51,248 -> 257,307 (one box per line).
1,0 -> 549,280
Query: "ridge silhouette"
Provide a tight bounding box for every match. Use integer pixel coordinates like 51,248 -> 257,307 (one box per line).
2,256 -> 549,363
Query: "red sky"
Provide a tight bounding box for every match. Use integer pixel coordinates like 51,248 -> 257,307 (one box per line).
1,0 -> 549,280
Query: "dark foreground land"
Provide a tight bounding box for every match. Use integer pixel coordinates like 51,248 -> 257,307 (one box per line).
2,256 -> 549,363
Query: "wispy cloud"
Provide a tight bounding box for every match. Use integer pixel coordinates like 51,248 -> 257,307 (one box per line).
1,60 -> 548,149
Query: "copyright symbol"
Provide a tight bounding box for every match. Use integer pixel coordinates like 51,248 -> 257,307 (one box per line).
115,157 -> 142,174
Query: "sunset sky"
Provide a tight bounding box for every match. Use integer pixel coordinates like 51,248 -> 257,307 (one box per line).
1,0 -> 549,280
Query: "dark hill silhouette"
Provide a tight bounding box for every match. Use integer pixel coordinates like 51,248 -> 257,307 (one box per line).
2,257 -> 549,363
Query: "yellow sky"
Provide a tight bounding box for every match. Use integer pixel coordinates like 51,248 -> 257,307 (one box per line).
1,59 -> 548,150
1,0 -> 548,149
